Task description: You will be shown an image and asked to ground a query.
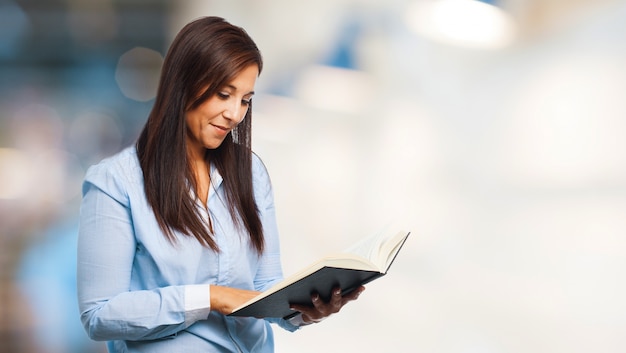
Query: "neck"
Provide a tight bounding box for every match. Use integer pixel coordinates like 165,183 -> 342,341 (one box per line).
187,141 -> 206,164
187,146 -> 211,206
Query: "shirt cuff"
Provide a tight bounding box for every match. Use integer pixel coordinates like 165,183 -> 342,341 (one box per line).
287,313 -> 311,327
184,284 -> 212,327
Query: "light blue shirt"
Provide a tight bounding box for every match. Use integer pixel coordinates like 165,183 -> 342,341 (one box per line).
77,146 -> 297,353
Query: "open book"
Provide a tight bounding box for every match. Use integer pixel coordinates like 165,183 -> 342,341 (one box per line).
229,227 -> 410,319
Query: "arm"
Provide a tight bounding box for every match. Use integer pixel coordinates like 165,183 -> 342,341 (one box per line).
250,155 -> 284,294
248,155 -> 300,331
77,163 -> 212,341
77,150 -> 227,340
209,285 -> 260,315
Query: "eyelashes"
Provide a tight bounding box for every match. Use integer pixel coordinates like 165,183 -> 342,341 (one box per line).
217,92 -> 252,106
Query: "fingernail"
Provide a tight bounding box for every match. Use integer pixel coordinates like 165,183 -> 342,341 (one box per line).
335,289 -> 341,296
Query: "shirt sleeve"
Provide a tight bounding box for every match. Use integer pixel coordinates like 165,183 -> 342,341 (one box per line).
250,155 -> 302,332
77,162 -> 211,342
250,155 -> 284,293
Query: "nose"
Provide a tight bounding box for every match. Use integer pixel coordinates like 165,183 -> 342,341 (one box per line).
223,101 -> 246,124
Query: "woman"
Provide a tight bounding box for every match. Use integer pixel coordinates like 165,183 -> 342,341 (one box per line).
77,16 -> 363,352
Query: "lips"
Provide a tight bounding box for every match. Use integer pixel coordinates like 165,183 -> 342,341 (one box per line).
211,123 -> 231,135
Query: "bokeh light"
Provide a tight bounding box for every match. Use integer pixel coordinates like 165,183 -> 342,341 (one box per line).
115,47 -> 163,102
0,148 -> 34,200
406,0 -> 517,49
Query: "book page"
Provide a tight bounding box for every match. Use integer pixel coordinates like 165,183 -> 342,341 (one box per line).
344,227 -> 410,270
343,228 -> 394,268
379,231 -> 410,271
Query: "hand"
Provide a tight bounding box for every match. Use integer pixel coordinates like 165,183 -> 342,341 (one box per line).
290,286 -> 365,324
210,285 -> 260,315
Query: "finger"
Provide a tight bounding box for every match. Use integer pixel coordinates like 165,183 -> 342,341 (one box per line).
342,286 -> 365,303
309,288 -> 342,318
289,305 -> 314,320
329,288 -> 343,311
290,305 -> 322,324
310,293 -> 325,311
291,294 -> 324,320
288,304 -> 305,313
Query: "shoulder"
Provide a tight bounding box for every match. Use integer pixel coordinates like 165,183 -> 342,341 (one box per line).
251,151 -> 271,183
85,146 -> 141,181
251,151 -> 274,200
82,146 -> 143,201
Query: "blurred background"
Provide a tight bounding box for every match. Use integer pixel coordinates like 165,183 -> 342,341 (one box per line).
1,0 -> 625,352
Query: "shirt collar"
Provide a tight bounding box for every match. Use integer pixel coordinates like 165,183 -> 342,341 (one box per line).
208,163 -> 223,200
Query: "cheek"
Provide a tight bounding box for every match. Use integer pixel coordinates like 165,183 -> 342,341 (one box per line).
185,111 -> 205,137
186,106 -> 208,125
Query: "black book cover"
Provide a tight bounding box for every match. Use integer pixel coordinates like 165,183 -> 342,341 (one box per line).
229,267 -> 384,319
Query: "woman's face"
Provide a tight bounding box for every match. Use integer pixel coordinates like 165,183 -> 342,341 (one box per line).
185,64 -> 259,155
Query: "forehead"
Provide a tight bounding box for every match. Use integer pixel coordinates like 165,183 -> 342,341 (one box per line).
223,64 -> 258,92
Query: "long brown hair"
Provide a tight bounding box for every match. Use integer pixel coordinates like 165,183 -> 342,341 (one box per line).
136,16 -> 265,253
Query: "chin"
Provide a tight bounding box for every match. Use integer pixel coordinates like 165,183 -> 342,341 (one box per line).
204,140 -> 226,150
